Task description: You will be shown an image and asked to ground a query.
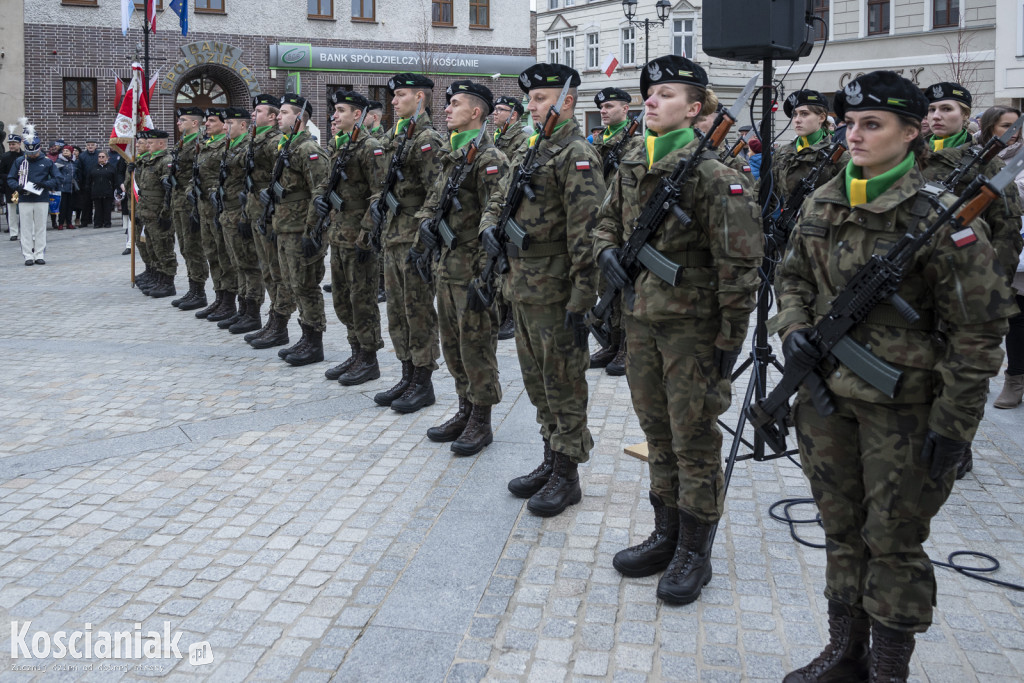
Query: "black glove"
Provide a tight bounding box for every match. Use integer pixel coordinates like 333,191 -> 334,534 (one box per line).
313,195 -> 330,217
356,246 -> 372,264
238,221 -> 253,239
713,347 -> 741,379
369,199 -> 384,225
258,189 -> 271,207
301,236 -> 319,258
161,177 -> 173,191
781,329 -> 822,374
598,247 -> 629,291
480,226 -> 503,258
920,430 -> 969,481
407,245 -> 423,264
563,310 -> 589,351
158,217 -> 171,231
418,219 -> 438,252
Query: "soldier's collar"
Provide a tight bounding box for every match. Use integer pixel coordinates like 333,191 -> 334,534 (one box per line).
255,125 -> 275,136
182,132 -> 199,144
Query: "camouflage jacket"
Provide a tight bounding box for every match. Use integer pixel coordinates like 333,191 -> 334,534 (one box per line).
495,124 -> 529,166
592,136 -> 764,350
371,111 -> 445,246
272,130 -> 329,235
772,167 -> 1014,442
196,134 -> 227,209
221,134 -> 249,215
136,149 -> 170,221
771,137 -> 849,203
312,132 -> 386,248
244,126 -> 284,224
170,132 -> 200,210
413,136 -> 509,286
919,145 -> 1024,282
722,153 -> 757,188
481,118 -> 605,313
592,124 -> 640,173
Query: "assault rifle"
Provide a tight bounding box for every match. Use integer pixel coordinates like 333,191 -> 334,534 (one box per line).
256,116 -> 303,240
602,110 -> 644,180
164,138 -> 182,211
493,114 -> 514,146
719,130 -> 750,163
747,146 -> 1024,455
309,108 -> 369,251
415,125 -> 488,283
369,98 -> 425,252
466,80 -> 573,310
941,114 -> 1024,192
186,133 -> 203,232
770,138 -> 848,246
212,135 -> 230,228
585,74 -> 760,348
239,123 -> 258,223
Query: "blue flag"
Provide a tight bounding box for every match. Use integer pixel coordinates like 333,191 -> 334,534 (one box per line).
169,0 -> 188,36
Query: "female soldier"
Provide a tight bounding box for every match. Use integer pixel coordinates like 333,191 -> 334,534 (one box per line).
774,71 -> 1014,682
772,89 -> 849,205
593,55 -> 763,605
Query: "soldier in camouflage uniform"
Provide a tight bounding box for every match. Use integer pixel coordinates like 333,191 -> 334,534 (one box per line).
479,63 -> 604,517
368,73 -> 444,413
135,130 -> 176,298
593,56 -> 763,605
411,80 -> 508,456
365,100 -> 386,138
128,135 -> 158,292
168,107 -> 209,311
258,93 -> 330,366
491,96 -> 529,342
313,90 -> 386,385
772,71 -> 1015,683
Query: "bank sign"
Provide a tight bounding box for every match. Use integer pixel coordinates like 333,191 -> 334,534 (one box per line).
269,44 -> 535,77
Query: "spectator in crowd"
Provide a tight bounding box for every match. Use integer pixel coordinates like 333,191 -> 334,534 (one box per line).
78,140 -> 101,226
54,146 -> 79,230
6,133 -> 60,265
0,132 -> 21,239
746,136 -> 762,179
47,141 -> 63,229
89,151 -> 117,228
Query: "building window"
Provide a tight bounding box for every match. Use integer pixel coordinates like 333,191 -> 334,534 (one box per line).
134,0 -> 163,8
621,27 -> 636,65
587,32 -> 600,69
548,38 -> 560,64
308,0 -> 332,19
352,0 -> 374,21
548,0 -> 558,9
195,0 -> 224,13
672,18 -> 693,57
1019,0 -> 1024,56
176,75 -> 228,108
63,78 -> 97,113
62,0 -> 98,5
934,0 -> 959,28
470,0 -> 489,27
432,0 -> 453,25
562,35 -> 575,69
812,0 -> 829,40
565,0 -> 575,5
866,0 -> 889,35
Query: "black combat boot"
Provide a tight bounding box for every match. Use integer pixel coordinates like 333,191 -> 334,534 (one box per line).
391,366 -> 435,414
869,621 -> 915,683
497,306 -> 515,341
451,404 -> 493,456
229,299 -> 262,334
527,451 -> 581,517
194,289 -> 223,318
508,439 -> 555,498
171,281 -> 192,307
589,327 -> 621,369
285,324 -> 324,366
606,336 -> 627,376
245,309 -> 275,343
955,443 -> 973,480
148,273 -> 177,299
325,340 -> 361,380
656,508 -> 714,605
426,397 -> 471,443
174,280 -> 203,308
338,349 -> 381,386
783,600 -> 870,682
374,360 -> 414,407
207,292 -> 237,322
613,492 -> 681,577
217,295 -> 245,328
250,313 -> 290,349
278,325 -> 309,358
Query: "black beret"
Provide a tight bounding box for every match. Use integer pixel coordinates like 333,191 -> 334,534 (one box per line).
595,87 -> 631,106
495,96 -> 524,116
387,73 -> 434,94
7,134 -> 21,143
783,89 -> 828,118
252,94 -> 281,109
177,106 -> 206,118
148,130 -> 170,139
640,55 -> 708,100
224,107 -> 251,120
136,131 -> 152,140
367,100 -> 384,111
332,90 -> 369,111
925,81 -> 972,108
281,93 -> 314,118
518,63 -> 581,93
834,70 -> 929,122
445,80 -> 494,115
205,108 -> 226,121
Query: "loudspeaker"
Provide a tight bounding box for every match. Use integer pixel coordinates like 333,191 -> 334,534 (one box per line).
703,0 -> 815,62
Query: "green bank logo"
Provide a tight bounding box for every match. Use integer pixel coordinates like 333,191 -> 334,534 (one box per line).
282,47 -> 307,65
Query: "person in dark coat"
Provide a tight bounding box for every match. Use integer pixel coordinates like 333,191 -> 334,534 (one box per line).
89,151 -> 118,228
78,141 -> 101,226
54,146 -> 80,230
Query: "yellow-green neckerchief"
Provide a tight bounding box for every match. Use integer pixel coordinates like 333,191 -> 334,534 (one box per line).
394,118 -> 410,137
205,133 -> 226,145
602,120 -> 629,143
255,125 -> 274,136
182,132 -> 199,145
528,120 -> 572,148
795,127 -> 826,153
136,152 -> 150,161
277,130 -> 305,151
929,128 -> 970,152
334,132 -> 350,149
229,134 -> 247,149
845,152 -> 915,207
644,127 -> 696,170
450,129 -> 480,152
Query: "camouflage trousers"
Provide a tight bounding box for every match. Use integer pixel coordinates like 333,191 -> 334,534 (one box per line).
383,243 -> 439,370
512,302 -> 593,462
596,271 -> 622,332
199,202 -> 237,293
437,280 -> 501,407
139,211 -> 178,278
131,210 -> 155,269
330,243 -> 383,351
794,395 -> 955,632
254,224 -> 295,318
172,204 -> 208,284
276,232 -> 327,332
624,316 -> 730,523
221,208 -> 264,303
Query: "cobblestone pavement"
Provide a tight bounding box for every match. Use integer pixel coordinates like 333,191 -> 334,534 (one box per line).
0,228 -> 1022,682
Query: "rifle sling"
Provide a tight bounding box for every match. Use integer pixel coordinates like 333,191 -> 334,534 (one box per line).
506,240 -> 568,259
814,299 -> 935,331
653,249 -> 714,268
442,226 -> 480,249
279,190 -> 311,204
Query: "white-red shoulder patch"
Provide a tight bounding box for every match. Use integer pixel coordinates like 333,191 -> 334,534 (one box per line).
420,144 -> 433,152
373,149 -> 384,156
575,161 -> 591,171
729,184 -> 743,195
309,154 -> 319,160
742,165 -> 751,173
951,227 -> 977,248
485,165 -> 499,175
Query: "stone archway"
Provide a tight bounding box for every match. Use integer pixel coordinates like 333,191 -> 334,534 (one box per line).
174,64 -> 251,109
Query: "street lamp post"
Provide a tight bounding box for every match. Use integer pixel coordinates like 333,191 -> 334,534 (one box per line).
622,0 -> 672,68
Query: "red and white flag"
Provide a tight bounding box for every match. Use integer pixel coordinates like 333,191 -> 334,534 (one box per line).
601,54 -> 619,77
110,62 -> 153,162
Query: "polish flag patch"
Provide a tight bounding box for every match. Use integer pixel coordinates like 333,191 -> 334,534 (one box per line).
729,184 -> 743,195
742,165 -> 751,173
309,153 -> 319,160
576,161 -> 591,171
485,165 -> 499,175
373,149 -> 384,156
420,144 -> 433,152
951,227 -> 977,247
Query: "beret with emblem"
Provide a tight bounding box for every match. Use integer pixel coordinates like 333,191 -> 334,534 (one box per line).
136,131 -> 152,140
332,90 -> 369,110
783,89 -> 827,118
148,129 -> 170,139
224,107 -> 251,120
833,70 -> 928,122
518,63 -> 581,93
640,55 -> 708,100
924,81 -> 972,108
7,133 -> 21,143
445,80 -> 494,115
281,93 -> 313,118
177,106 -> 206,118
595,87 -> 631,106
495,96 -> 524,116
252,94 -> 281,109
387,73 -> 434,94
205,107 -> 226,121
367,100 -> 384,111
